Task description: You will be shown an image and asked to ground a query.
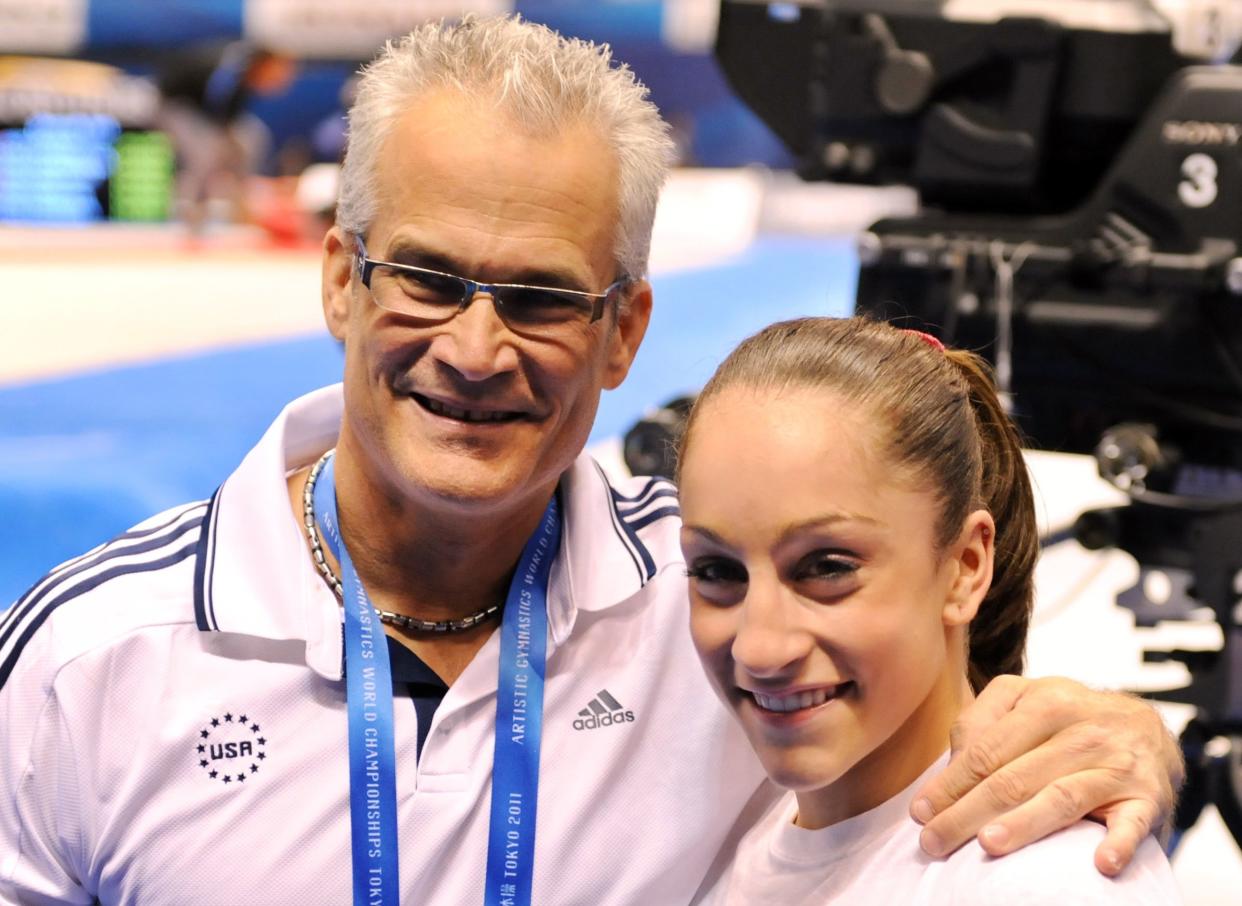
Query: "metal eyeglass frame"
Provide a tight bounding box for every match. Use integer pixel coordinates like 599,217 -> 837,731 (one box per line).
352,234 -> 628,325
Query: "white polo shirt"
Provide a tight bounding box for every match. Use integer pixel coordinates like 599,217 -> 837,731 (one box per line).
0,385 -> 768,906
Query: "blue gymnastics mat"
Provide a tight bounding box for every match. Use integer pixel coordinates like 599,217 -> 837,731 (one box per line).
0,236 -> 855,606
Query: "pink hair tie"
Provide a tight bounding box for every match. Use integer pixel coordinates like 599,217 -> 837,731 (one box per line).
902,329 -> 945,352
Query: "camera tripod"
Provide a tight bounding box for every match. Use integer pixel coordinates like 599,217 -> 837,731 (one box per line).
1075,495 -> 1242,852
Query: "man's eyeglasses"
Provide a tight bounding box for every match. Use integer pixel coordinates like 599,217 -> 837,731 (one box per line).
352,235 -> 628,334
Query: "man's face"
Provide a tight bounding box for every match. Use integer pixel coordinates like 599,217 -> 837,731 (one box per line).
322,89 -> 650,519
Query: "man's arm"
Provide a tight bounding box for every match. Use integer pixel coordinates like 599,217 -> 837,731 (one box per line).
1,617 -> 92,905
909,675 -> 1183,876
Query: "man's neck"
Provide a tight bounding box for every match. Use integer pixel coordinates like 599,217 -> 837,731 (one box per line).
297,442 -> 556,625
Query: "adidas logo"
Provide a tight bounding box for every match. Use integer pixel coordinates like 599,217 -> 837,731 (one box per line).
572,689 -> 636,731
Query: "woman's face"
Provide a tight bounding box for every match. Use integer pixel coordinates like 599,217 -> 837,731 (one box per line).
679,385 -> 992,824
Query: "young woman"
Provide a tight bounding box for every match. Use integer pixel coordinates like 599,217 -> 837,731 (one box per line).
678,317 -> 1180,904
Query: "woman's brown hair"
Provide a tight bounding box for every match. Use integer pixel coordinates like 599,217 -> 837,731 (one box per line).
678,317 -> 1038,693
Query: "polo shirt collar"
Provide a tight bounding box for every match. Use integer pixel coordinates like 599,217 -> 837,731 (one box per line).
194,385 -> 683,681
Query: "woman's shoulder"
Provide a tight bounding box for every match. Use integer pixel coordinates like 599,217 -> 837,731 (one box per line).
940,822 -> 1181,905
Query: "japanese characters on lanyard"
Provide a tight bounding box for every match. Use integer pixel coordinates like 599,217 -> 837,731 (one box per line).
311,452 -> 560,906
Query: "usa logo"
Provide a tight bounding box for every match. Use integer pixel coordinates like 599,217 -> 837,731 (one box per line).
195,711 -> 267,787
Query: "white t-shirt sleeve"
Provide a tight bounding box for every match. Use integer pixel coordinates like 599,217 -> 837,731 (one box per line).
0,623 -> 93,905
942,824 -> 1181,905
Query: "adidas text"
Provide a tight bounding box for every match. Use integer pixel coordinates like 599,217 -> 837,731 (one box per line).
573,710 -> 636,731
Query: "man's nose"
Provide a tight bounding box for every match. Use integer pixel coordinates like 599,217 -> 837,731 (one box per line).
435,292 -> 521,382
730,585 -> 812,681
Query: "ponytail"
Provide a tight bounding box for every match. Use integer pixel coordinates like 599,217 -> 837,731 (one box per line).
945,351 -> 1038,693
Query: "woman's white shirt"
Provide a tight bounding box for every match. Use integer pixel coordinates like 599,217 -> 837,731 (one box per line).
695,754 -> 1181,905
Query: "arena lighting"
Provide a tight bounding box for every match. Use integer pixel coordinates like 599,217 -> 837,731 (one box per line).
707,0 -> 1242,851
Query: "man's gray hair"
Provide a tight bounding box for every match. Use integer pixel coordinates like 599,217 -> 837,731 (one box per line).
337,14 -> 676,278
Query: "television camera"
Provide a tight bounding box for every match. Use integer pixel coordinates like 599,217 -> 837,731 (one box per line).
676,0 -> 1242,850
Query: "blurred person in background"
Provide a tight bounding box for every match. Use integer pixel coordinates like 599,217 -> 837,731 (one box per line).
156,41 -> 297,234
0,15 -> 1182,906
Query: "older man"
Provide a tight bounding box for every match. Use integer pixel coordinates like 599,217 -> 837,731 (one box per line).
0,16 -> 1178,906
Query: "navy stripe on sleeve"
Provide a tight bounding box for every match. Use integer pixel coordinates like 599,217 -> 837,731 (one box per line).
609,487 -> 657,582
591,462 -> 645,585
0,541 -> 200,692
193,487 -> 223,631
0,510 -> 205,654
615,486 -> 679,517
624,506 -> 681,533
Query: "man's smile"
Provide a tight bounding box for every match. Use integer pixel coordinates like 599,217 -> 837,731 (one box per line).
411,391 -> 527,424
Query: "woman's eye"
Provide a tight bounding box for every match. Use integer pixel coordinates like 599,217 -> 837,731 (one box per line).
685,558 -> 748,586
795,552 -> 858,582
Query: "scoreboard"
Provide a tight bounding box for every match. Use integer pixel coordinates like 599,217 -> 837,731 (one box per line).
0,55 -> 171,224
0,114 -> 172,223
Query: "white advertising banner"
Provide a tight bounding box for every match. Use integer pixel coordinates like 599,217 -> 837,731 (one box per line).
244,0 -> 514,59
0,0 -> 87,55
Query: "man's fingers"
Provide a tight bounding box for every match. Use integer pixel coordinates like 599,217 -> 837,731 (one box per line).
1093,799 -> 1160,877
911,707 -> 1055,825
947,674 -> 1027,750
911,674 -> 1179,869
915,750 -> 1055,857
916,751 -> 1118,858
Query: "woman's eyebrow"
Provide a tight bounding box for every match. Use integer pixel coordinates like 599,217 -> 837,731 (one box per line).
682,524 -> 728,545
680,525 -> 746,557
683,512 -> 878,545
776,512 -> 881,544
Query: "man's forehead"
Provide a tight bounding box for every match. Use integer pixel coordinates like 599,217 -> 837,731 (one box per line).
368,89 -> 622,278
380,87 -> 609,168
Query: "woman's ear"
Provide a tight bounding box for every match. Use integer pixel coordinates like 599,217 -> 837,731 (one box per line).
943,510 -> 995,627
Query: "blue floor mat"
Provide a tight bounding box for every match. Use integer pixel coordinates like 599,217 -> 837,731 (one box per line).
0,236 -> 856,605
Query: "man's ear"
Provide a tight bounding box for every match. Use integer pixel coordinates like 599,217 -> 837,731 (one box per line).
942,510 -> 995,627
322,226 -> 354,342
602,279 -> 652,390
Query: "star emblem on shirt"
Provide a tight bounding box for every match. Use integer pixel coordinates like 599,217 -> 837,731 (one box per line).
196,710 -> 269,788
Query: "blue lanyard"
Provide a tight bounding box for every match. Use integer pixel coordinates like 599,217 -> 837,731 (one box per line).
312,453 -> 559,906
483,490 -> 558,906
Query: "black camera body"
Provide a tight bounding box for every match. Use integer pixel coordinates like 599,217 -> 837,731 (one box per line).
718,2 -> 1242,481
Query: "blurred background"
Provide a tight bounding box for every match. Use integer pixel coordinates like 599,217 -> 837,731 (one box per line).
2,1 -> 1242,901
0,0 -> 866,601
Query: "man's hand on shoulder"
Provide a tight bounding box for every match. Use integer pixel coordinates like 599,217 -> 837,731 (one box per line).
908,675 -> 1184,876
